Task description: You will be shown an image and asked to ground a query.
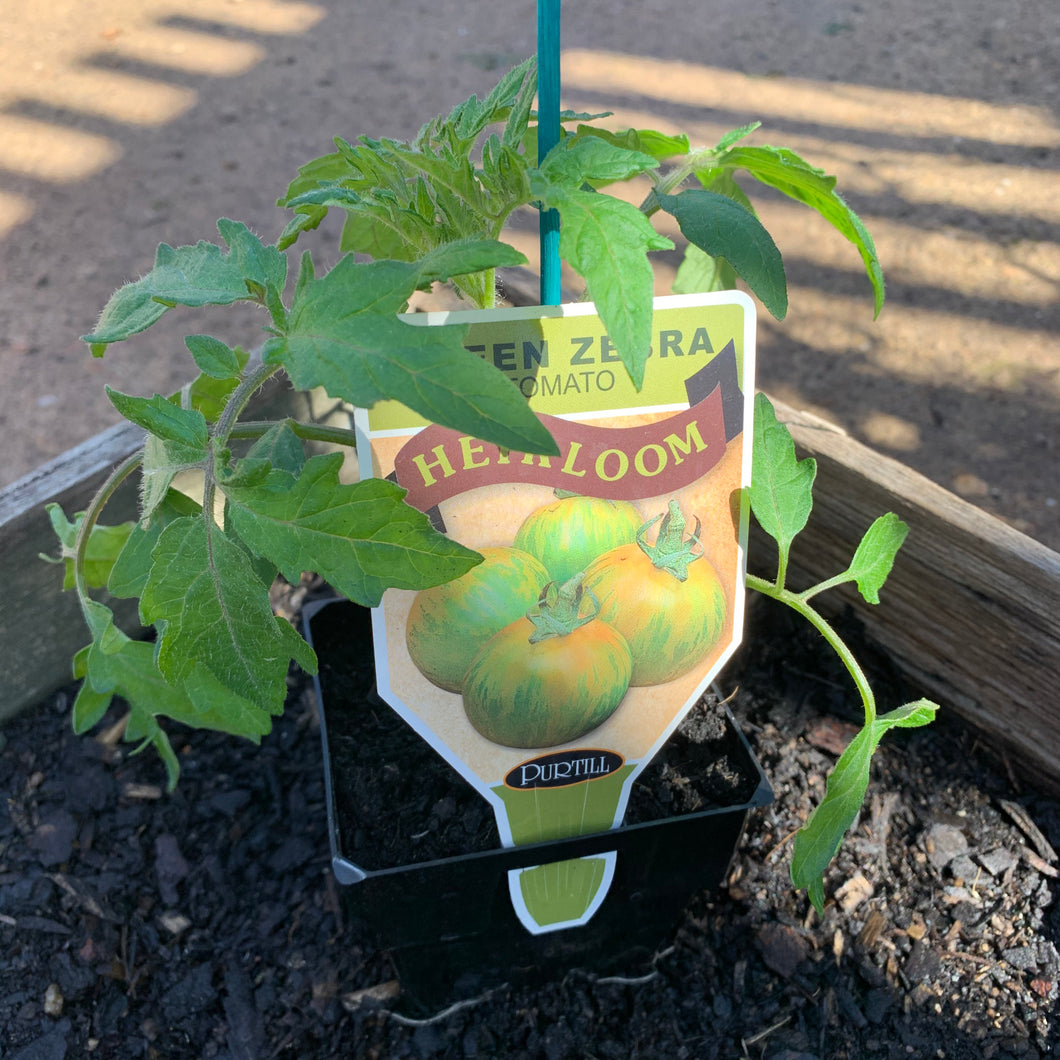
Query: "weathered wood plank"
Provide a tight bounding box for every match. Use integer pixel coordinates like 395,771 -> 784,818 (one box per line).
757,398 -> 1060,789
0,421 -> 146,721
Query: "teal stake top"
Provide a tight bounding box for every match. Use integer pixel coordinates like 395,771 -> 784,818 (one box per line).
537,0 -> 562,306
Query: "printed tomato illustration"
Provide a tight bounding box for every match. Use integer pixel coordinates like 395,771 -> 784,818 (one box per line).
406,546 -> 550,692
513,494 -> 642,586
583,500 -> 727,686
463,576 -> 633,748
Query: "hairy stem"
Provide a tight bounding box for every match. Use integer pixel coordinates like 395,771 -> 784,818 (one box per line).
213,360 -> 282,450
72,450 -> 144,613
639,147 -> 719,215
228,419 -> 361,450
745,572 -> 877,727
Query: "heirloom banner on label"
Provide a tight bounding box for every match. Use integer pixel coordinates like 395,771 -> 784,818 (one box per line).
357,292 -> 756,935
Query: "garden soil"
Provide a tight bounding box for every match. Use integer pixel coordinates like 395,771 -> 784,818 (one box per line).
1,587 -> 1058,1058
1,2 -> 1059,1058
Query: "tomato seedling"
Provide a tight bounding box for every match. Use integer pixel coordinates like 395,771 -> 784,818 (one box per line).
45,60 -> 936,911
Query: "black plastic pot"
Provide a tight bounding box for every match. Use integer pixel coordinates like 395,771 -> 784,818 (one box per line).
304,597 -> 773,1013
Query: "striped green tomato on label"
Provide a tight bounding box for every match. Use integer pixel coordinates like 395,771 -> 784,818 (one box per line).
405,546 -> 550,692
513,494 -> 642,585
462,576 -> 633,748
583,501 -> 727,686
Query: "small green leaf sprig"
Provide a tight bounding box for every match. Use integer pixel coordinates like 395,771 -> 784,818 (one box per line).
747,394 -> 938,912
280,61 -> 884,389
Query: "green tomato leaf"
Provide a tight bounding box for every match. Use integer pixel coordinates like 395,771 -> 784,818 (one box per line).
77,637 -> 279,789
105,388 -> 209,450
184,334 -> 242,379
71,673 -> 113,735
574,125 -> 691,161
215,218 -> 287,297
83,220 -> 284,348
82,599 -> 128,655
713,145 -> 885,317
108,488 -> 202,599
140,516 -> 317,715
792,699 -> 938,912
656,189 -> 787,319
339,204 -> 420,262
242,421 -> 307,477
713,122 -> 762,153
531,180 -> 672,389
273,245 -> 558,455
539,135 -> 660,186
44,504 -> 135,591
413,239 -> 527,289
224,453 -> 482,607
749,393 -> 816,568
139,434 -> 208,521
672,243 -> 738,296
845,512 -> 909,605
179,345 -> 249,422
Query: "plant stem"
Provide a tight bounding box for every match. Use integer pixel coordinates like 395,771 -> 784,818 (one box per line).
204,359 -> 284,519
639,147 -> 719,215
229,419 -> 360,450
214,361 -> 282,450
745,572 -> 877,727
72,449 -> 144,614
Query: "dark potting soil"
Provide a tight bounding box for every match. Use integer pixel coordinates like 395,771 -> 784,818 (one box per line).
1,585 -> 1058,1059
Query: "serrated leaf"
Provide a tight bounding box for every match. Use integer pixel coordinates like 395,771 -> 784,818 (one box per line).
539,135 -> 660,186
106,388 -> 209,449
273,246 -> 557,454
672,243 -> 738,296
140,516 -> 317,715
108,489 -> 202,599
282,64 -> 538,299
225,453 -> 482,607
45,503 -> 135,591
846,513 -> 909,605
421,239 -> 528,287
714,145 -> 885,317
749,393 -> 816,567
84,220 -> 283,347
502,61 -> 537,150
185,334 -> 241,379
792,699 -> 938,911
77,637 -> 278,789
657,189 -> 787,319
216,218 -> 287,296
280,149 -> 353,207
531,180 -> 672,388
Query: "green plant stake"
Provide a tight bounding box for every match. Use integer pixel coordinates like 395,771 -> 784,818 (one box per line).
537,0 -> 562,304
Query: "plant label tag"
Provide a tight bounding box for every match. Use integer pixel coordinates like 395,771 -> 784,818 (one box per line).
355,291 -> 755,934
